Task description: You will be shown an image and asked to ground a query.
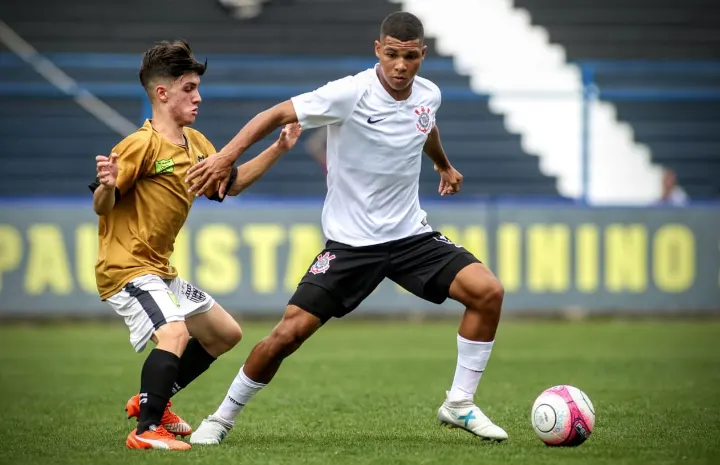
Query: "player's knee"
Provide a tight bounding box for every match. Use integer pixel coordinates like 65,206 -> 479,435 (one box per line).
155,321 -> 190,351
222,322 -> 243,350
460,273 -> 504,312
203,322 -> 243,357
480,278 -> 505,309
268,322 -> 306,358
261,305 -> 321,359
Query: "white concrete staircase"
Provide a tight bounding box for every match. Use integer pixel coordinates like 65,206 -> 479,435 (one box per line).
393,0 -> 663,204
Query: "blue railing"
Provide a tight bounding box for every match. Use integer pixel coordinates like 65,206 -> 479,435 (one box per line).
2,53 -> 720,202
576,60 -> 720,203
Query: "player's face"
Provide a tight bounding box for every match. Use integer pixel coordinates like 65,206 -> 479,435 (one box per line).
163,73 -> 202,126
375,36 -> 427,91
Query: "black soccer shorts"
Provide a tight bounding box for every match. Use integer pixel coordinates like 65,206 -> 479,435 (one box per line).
288,231 -> 480,323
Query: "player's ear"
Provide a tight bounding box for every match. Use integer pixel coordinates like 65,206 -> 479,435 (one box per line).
155,84 -> 169,103
374,40 -> 382,59
421,45 -> 427,59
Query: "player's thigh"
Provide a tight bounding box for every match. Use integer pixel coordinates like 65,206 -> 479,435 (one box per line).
289,241 -> 388,322
388,231 -> 481,304
184,302 -> 243,357
106,274 -> 187,353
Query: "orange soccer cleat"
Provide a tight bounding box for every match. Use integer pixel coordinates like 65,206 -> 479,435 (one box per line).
126,426 -> 191,450
125,394 -> 193,436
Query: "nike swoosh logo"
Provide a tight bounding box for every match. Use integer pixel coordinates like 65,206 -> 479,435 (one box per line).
367,117 -> 386,124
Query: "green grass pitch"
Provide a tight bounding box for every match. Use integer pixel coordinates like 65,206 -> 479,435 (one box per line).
0,319 -> 718,465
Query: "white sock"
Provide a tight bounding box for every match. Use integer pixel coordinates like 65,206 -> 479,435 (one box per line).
448,335 -> 494,401
213,365 -> 266,422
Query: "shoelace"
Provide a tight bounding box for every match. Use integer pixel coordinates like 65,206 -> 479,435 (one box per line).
153,425 -> 178,440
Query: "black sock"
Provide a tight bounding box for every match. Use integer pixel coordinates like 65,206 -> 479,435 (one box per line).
137,348 -> 181,434
171,338 -> 217,397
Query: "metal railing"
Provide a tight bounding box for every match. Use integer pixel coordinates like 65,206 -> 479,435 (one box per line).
2,53 -> 719,202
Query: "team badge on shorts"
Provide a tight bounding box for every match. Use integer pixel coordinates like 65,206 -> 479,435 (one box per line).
310,252 -> 336,275
183,283 -> 207,303
414,106 -> 433,134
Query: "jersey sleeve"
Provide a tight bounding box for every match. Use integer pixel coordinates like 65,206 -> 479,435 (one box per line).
433,85 -> 442,127
87,177 -> 121,203
112,134 -> 153,197
202,137 -> 218,156
290,75 -> 359,129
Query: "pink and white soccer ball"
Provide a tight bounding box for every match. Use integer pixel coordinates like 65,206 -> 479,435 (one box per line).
531,385 -> 595,446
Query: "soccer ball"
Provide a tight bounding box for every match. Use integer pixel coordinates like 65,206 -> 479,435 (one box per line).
531,385 -> 595,446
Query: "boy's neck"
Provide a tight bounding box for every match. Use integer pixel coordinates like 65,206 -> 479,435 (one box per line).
150,111 -> 185,146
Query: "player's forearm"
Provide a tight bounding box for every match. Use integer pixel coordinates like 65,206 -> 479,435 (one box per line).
423,125 -> 452,170
227,142 -> 288,196
93,184 -> 116,215
221,101 -> 297,163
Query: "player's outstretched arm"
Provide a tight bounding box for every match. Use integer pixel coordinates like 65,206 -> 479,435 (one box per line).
424,125 -> 463,196
186,100 -> 298,198
93,153 -> 119,215
226,123 -> 303,197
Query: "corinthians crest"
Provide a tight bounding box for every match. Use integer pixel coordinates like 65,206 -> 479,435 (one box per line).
414,106 -> 432,134
309,251 -> 336,275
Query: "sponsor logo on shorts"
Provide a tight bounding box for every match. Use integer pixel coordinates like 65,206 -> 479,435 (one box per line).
309,252 -> 336,275
167,291 -> 180,307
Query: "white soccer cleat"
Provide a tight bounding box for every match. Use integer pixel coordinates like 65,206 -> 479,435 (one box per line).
437,392 -> 508,441
189,415 -> 234,445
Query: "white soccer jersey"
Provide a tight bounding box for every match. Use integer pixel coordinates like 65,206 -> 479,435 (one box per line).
291,65 -> 441,247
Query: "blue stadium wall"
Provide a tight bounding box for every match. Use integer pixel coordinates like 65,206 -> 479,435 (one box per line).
1,199 -> 718,317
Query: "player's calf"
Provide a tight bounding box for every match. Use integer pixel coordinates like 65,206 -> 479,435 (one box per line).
136,322 -> 189,435
437,262 -> 507,439
243,304 -> 321,383
190,305 -> 321,445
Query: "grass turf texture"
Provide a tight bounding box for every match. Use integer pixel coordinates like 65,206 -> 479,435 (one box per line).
0,320 -> 718,465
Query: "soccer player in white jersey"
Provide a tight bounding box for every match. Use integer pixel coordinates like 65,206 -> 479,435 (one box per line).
185,11 -> 508,443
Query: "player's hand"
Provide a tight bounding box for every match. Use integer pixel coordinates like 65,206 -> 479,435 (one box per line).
186,153 -> 234,198
276,123 -> 303,152
96,153 -> 119,188
435,164 -> 463,196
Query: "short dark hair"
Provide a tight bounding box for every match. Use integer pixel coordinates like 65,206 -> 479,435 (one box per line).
380,12 -> 424,42
139,40 -> 206,93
